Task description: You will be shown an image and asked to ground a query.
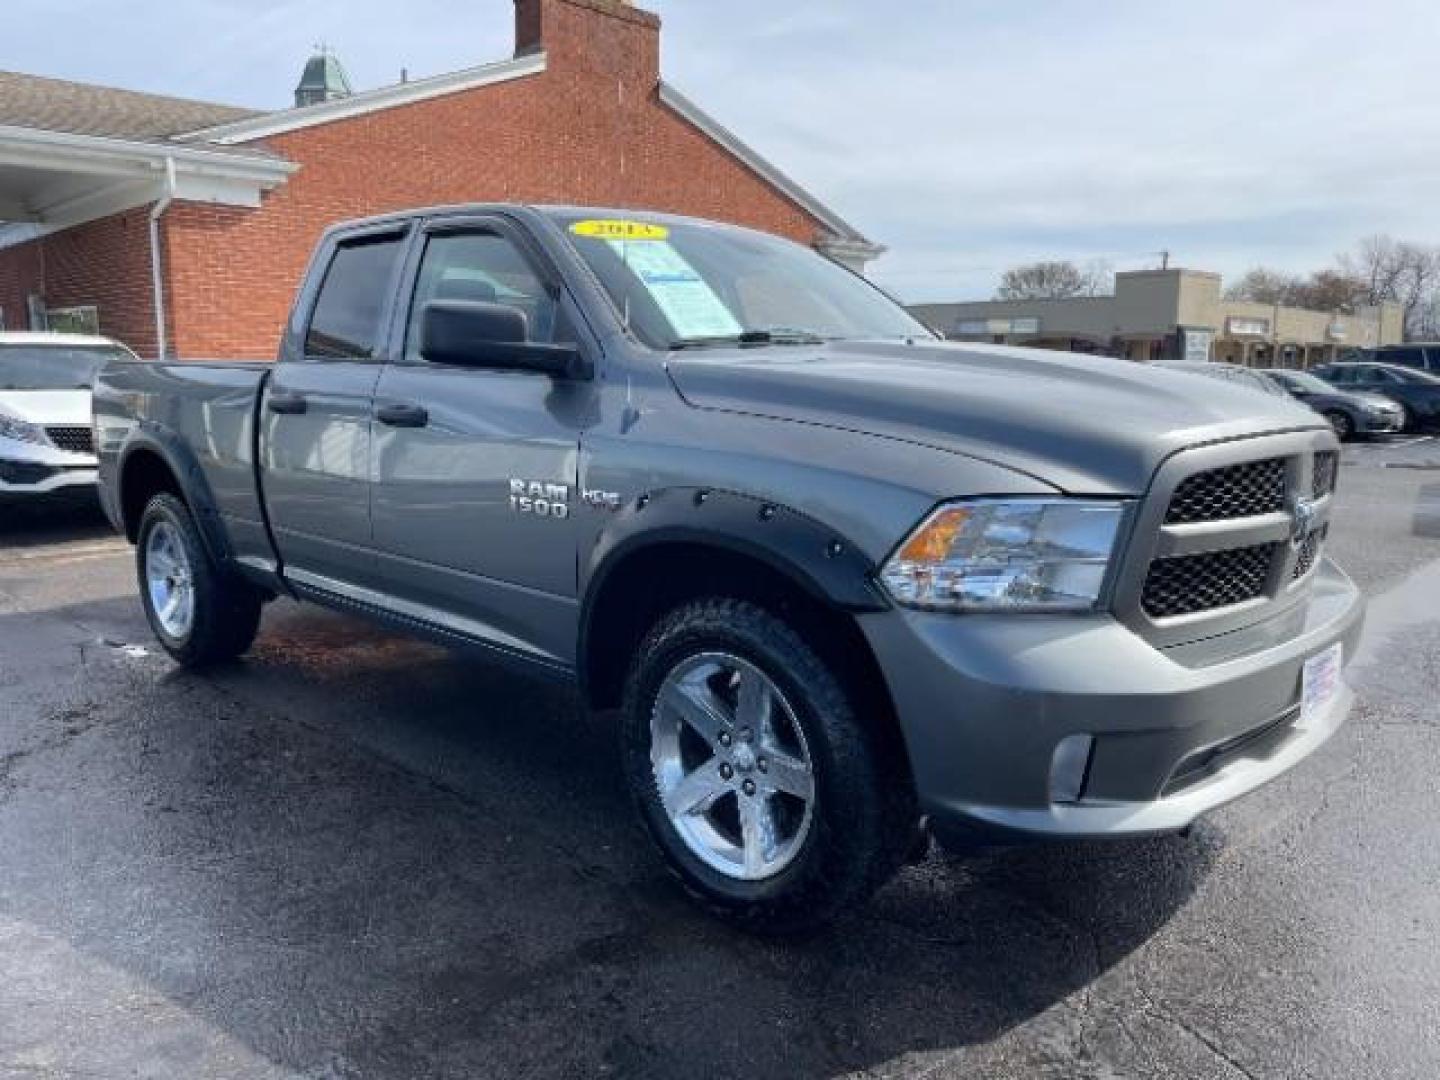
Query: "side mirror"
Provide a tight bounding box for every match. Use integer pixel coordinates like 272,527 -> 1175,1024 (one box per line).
420,299 -> 591,379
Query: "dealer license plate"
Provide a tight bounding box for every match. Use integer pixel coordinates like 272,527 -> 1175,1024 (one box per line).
1300,643 -> 1343,728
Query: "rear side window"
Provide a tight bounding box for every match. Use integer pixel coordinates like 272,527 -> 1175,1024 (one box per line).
304,235 -> 405,360
1382,346 -> 1426,370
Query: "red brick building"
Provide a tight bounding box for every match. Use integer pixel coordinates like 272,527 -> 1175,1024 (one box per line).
0,0 -> 881,359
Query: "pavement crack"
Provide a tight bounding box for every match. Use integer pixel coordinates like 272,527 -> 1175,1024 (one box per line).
1133,980 -> 1258,1080
0,702 -> 108,805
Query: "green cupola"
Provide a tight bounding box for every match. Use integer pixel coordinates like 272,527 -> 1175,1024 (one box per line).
294,46 -> 353,108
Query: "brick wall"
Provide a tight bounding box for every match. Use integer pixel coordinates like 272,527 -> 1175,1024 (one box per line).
1,0 -> 837,360
164,0 -> 833,359
0,208 -> 164,353
0,241 -> 40,333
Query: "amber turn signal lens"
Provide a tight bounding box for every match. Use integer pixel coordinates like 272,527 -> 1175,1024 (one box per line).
896,506 -> 970,564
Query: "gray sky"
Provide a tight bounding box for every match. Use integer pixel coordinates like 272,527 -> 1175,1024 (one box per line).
5,0 -> 1438,301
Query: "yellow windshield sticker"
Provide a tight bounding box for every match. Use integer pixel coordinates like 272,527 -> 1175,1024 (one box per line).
570,219 -> 670,242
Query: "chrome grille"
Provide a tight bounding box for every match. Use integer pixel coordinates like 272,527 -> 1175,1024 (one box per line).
44,426 -> 95,455
1142,542 -> 1279,619
1292,524 -> 1329,581
1312,451 -> 1338,499
1165,458 -> 1287,524
1122,435 -> 1341,636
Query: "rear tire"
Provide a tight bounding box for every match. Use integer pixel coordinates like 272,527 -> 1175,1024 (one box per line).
621,598 -> 916,936
1323,409 -> 1354,441
136,492 -> 263,668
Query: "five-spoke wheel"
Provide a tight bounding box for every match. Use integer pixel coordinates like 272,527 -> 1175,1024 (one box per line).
622,598 -> 916,935
651,652 -> 816,881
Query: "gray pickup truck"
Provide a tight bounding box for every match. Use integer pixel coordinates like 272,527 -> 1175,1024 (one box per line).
95,205 -> 1363,933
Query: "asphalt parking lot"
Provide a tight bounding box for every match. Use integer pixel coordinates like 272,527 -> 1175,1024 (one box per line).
2,438 -> 1438,1079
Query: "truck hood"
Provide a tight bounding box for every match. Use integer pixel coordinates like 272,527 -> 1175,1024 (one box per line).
667,340 -> 1326,494
0,389 -> 92,426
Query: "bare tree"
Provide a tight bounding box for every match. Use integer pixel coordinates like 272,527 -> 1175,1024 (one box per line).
1081,258 -> 1115,297
1297,269 -> 1367,313
1225,266 -> 1367,313
1224,268 -> 1304,306
996,261 -> 1108,300
1338,235 -> 1440,336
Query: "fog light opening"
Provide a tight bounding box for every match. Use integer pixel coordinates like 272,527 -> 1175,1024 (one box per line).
1050,734 -> 1095,805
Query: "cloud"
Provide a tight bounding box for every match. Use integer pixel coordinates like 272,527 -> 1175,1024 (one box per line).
5,0 -> 1439,301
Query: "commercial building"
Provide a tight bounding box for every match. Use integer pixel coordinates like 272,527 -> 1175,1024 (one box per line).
910,269 -> 1404,368
0,0 -> 882,359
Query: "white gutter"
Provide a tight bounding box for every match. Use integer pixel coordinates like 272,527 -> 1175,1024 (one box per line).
0,124 -> 296,184
148,157 -> 177,360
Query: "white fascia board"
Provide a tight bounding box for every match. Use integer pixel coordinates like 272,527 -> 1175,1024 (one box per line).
0,125 -> 296,187
658,81 -> 876,248
180,52 -> 548,145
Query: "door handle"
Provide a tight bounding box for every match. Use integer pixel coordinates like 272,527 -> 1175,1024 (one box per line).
267,392 -> 308,415
376,402 -> 430,428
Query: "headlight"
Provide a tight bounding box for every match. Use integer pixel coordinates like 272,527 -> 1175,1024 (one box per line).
880,499 -> 1129,612
0,408 -> 49,447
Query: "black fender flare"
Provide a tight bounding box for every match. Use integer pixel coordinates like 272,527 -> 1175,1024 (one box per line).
578,487 -> 889,700
115,424 -> 231,566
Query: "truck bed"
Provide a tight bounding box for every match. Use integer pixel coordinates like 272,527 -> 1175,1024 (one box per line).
94,359 -> 275,569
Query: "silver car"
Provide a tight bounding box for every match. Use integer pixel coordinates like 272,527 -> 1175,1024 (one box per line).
0,333 -> 134,498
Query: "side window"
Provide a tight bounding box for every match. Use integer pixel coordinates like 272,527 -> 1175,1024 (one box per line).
405,231 -> 558,362
1369,366 -> 1402,384
304,235 -> 405,360
1384,347 -> 1425,370
1327,366 -> 1356,385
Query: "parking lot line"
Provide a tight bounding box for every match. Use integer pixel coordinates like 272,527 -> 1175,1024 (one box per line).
1,540 -> 129,564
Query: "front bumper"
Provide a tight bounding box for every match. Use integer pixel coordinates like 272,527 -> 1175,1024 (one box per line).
1356,411 -> 1404,434
0,438 -> 99,496
0,459 -> 98,495
860,557 -> 1364,840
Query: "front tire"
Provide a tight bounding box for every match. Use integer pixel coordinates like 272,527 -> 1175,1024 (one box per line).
136,492 -> 263,668
621,598 -> 915,935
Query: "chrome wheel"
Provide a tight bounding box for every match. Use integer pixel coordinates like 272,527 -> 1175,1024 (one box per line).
145,521 -> 195,639
650,652 -> 816,881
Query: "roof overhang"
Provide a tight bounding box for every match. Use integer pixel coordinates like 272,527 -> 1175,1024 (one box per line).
0,124 -> 296,247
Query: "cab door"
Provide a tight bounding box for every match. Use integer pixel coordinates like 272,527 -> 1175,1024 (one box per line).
261,226 -> 409,585
368,217 -> 598,669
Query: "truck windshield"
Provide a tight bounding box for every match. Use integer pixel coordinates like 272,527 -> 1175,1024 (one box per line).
0,345 -> 130,390
546,211 -> 932,351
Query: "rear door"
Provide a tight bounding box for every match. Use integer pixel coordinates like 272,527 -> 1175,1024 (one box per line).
261,225 -> 409,584
368,216 -> 598,669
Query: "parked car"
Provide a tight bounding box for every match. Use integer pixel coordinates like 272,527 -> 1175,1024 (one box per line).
1338,344 -> 1440,374
0,333 -> 135,498
1312,361 -> 1440,432
1154,360 -> 1292,399
1260,368 -> 1404,439
94,205 -> 1362,934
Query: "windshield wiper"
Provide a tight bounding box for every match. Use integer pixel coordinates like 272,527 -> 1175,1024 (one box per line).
669,328 -> 829,351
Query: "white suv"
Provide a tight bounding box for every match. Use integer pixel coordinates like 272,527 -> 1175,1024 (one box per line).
0,333 -> 138,497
